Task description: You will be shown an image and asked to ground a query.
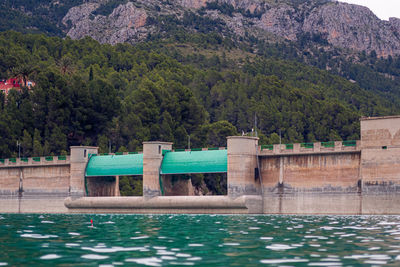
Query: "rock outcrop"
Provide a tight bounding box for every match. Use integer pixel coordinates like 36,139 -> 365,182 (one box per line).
256,4 -> 301,41
179,0 -> 208,9
61,0 -> 400,56
63,2 -> 148,44
302,2 -> 400,58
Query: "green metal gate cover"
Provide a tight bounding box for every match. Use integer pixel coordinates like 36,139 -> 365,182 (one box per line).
86,154 -> 143,177
161,149 -> 227,174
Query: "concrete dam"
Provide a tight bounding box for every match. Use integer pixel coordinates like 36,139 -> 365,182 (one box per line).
1,115 -> 400,214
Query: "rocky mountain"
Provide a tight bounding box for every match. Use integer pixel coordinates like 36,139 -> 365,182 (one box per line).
62,2 -> 149,44
56,0 -> 400,57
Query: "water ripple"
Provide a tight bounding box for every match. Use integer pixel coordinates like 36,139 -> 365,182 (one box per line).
20,233 -> 58,239
82,246 -> 146,253
2,214 -> 400,265
125,257 -> 162,266
266,244 -> 296,251
260,258 -> 309,264
40,254 -> 61,260
81,254 -> 109,260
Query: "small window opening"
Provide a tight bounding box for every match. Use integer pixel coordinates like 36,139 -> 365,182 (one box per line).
382,146 -> 387,150
84,149 -> 87,157
158,145 -> 161,154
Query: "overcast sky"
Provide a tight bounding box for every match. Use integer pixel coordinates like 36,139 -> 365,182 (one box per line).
340,0 -> 400,20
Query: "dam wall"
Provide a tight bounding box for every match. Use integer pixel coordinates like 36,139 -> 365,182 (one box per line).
0,146 -> 98,197
259,148 -> 361,193
0,157 -> 71,196
1,115 -> 400,214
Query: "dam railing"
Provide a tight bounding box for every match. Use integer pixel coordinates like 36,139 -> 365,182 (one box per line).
259,140 -> 361,156
0,155 -> 71,168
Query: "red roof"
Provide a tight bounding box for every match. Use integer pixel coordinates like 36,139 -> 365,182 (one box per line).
0,78 -> 35,95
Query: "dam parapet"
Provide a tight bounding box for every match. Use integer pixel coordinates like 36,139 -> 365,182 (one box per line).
0,155 -> 70,168
259,140 -> 361,156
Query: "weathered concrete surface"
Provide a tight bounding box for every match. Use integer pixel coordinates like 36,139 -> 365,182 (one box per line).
361,116 -> 400,192
361,148 -> 400,192
142,142 -> 173,197
262,194 -> 362,214
0,165 -> 70,196
360,115 -> 400,147
227,136 -> 260,196
0,197 -> 68,213
22,166 -> 70,195
261,152 -> 361,193
0,168 -> 20,195
262,193 -> 400,215
361,194 -> 400,214
86,176 -> 119,196
2,193 -> 400,214
115,176 -> 120,196
162,175 -> 194,196
65,195 -> 259,214
64,194 -> 400,215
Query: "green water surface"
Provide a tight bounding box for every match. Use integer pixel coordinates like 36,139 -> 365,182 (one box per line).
1,214 -> 400,266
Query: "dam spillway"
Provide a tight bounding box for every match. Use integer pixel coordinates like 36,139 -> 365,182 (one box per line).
1,115 -> 400,214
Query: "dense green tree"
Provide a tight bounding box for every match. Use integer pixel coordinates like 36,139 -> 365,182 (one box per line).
21,129 -> 32,157
269,133 -> 281,144
204,120 -> 237,147
32,129 -> 43,156
97,135 -> 109,154
49,126 -> 67,154
0,30 -> 398,160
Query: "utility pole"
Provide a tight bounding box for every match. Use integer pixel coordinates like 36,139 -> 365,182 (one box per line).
17,141 -> 20,158
254,113 -> 258,137
188,135 -> 190,150
109,140 -> 111,153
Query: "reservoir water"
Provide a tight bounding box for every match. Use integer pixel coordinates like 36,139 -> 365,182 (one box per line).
1,214 -> 400,266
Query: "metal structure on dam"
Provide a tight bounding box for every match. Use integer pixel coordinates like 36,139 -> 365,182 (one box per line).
1,115 -> 400,214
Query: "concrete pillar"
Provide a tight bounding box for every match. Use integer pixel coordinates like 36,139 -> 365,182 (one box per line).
293,143 -> 300,153
227,136 -> 260,196
334,141 -> 342,151
360,116 -> 400,193
115,176 -> 120,196
278,157 -> 284,185
273,144 -> 281,154
314,142 -> 321,152
70,146 -> 98,197
142,141 -> 173,197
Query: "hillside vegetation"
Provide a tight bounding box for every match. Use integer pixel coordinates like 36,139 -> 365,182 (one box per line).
0,31 -> 398,158
1,0 -> 400,108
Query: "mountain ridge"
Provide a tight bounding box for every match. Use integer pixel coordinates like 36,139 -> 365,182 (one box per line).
57,0 -> 400,57
1,0 -> 399,57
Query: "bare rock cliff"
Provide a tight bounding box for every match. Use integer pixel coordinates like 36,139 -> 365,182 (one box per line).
256,4 -> 301,41
63,2 -> 148,44
179,0 -> 208,9
303,2 -> 400,57
62,0 -> 400,56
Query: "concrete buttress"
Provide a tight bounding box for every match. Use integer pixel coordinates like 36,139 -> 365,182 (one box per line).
142,141 -> 173,197
227,136 -> 260,196
69,146 -> 98,197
